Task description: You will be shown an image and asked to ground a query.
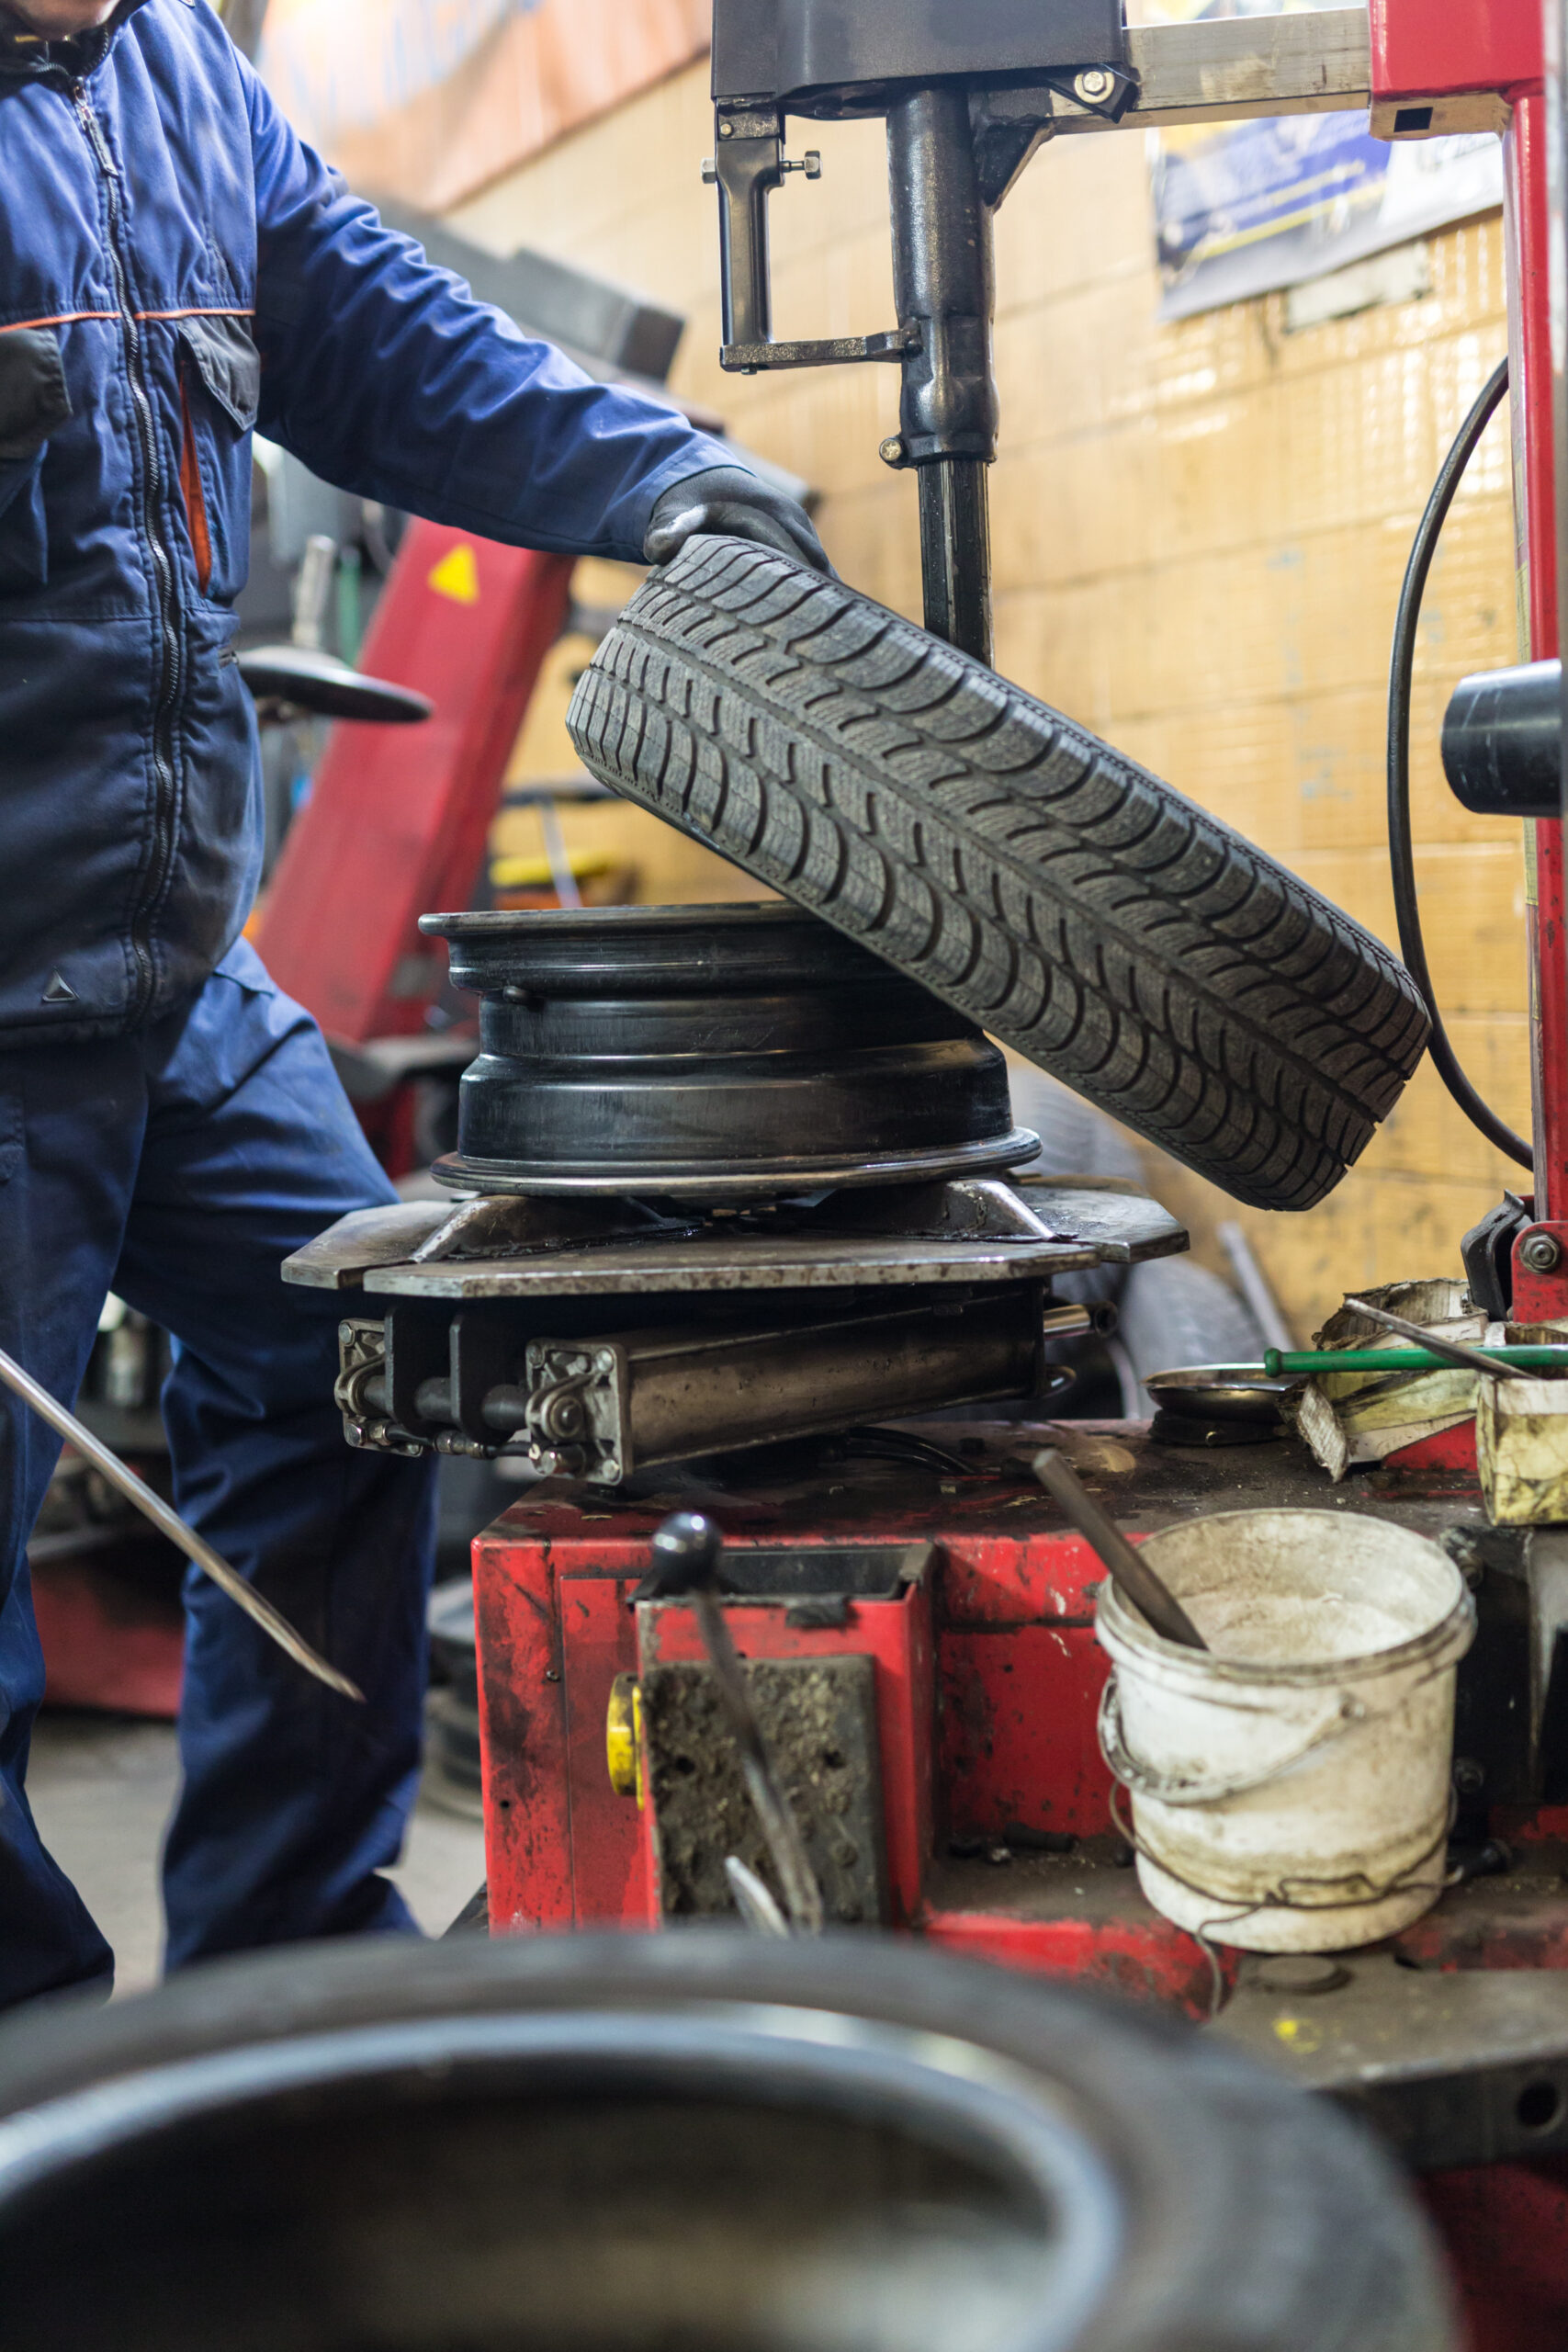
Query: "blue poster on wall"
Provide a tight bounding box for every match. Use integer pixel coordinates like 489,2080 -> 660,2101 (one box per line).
1148,1 -> 1505,320
1154,114 -> 1505,319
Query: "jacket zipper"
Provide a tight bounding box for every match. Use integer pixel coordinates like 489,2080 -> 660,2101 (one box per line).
73,81 -> 184,1025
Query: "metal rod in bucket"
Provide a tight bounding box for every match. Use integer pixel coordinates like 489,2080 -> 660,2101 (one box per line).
1032,1449 -> 1208,1651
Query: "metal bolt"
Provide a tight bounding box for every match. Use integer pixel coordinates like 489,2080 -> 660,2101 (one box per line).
782,150 -> 821,179
718,118 -> 734,137
879,435 -> 906,469
701,157 -> 717,186
1453,1757 -> 1486,1797
1073,66 -> 1115,104
1522,1231 -> 1563,1274
596,1351 -> 617,1374
541,1393 -> 585,1440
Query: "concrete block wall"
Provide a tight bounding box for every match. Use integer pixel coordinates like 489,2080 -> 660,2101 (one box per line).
451,62 -> 1526,1338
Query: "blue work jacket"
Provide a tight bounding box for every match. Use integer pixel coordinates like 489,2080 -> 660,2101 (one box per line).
0,0 -> 727,1045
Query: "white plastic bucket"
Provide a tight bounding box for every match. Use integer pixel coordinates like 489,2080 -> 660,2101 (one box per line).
1095,1510 -> 1475,1952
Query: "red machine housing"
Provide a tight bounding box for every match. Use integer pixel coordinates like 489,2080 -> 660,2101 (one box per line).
474,1434 -> 1568,2005
474,1446 -> 1227,2016
473,1429 -> 1568,2346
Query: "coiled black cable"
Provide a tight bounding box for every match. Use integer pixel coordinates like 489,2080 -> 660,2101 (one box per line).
1387,352 -> 1532,1169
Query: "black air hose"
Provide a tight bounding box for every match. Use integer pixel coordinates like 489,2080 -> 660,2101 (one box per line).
1387,353 -> 1533,1169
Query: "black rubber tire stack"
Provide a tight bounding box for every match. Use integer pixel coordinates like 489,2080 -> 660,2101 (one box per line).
568,539 -> 1430,1212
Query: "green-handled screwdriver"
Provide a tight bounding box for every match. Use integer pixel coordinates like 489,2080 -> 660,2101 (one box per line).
1266,1293 -> 1566,1382
1264,1345 -> 1568,1377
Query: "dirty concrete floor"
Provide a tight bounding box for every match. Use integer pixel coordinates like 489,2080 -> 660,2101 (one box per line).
27,1712 -> 487,1996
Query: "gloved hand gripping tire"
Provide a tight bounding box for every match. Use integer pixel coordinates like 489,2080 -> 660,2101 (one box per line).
644,465 -> 833,575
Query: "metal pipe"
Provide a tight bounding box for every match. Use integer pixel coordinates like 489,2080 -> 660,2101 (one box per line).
537,798 -> 583,910
1441,660 -> 1562,820
887,86 -> 998,664
622,1295 -> 1057,1463
916,461 -> 994,672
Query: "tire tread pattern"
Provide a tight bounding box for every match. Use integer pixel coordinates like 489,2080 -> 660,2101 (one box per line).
568,540 -> 1430,1211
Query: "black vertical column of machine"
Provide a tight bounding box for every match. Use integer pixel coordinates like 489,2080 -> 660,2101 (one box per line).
887,85 -> 998,666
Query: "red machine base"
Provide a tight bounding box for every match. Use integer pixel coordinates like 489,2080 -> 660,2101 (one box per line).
472,1421 -> 1568,2345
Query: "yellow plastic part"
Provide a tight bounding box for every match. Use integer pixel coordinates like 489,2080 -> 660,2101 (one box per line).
490,849 -> 615,891
606,1673 -> 644,1804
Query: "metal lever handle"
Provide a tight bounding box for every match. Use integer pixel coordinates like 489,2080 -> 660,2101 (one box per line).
646,1511 -> 825,1933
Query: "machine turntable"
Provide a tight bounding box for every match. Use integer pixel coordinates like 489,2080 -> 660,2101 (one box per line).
285,902 -> 1184,1486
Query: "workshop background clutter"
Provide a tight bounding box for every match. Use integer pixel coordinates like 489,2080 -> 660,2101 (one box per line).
346,25 -> 1529,1339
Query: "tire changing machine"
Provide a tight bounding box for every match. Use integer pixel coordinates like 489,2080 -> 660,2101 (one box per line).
287,6 -> 1568,2340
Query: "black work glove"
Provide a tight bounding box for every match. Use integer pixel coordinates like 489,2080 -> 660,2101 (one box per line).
643,465 -> 834,575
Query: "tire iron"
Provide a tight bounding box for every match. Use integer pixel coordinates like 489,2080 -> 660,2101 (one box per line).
0,1341 -> 364,1701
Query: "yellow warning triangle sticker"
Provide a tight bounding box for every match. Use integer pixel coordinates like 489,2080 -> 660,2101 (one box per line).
428,544 -> 480,605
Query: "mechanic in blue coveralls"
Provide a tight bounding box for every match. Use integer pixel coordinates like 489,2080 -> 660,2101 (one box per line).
0,0 -> 830,2007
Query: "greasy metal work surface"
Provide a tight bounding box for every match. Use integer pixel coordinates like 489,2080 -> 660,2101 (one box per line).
1215,1947 -> 1568,2171
925,1844 -> 1568,2170
367,1229 -> 1097,1297
284,1202 -> 452,1291
641,1654 -> 887,1925
491,1420 -> 1496,1555
1010,1178 -> 1185,1264
289,1179 -> 1183,1297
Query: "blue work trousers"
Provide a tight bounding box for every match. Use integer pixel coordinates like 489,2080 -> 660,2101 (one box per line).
0,941 -> 438,2007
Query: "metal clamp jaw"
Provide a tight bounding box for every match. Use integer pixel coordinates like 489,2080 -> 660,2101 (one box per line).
708,103 -> 923,373
707,65 -> 1133,381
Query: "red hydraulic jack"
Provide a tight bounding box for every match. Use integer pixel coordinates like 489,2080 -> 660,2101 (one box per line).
461,6 -> 1568,2347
